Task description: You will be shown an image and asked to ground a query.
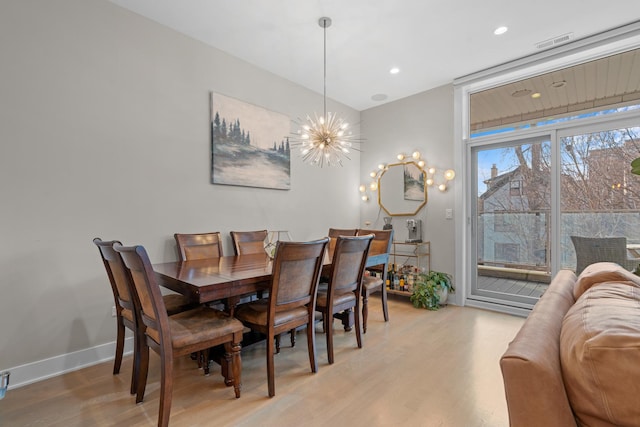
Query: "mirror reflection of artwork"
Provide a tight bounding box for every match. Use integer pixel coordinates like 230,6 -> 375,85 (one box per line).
378,162 -> 427,216
404,164 -> 425,201
211,92 -> 290,190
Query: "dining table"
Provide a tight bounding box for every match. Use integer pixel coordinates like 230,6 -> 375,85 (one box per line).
154,250 -> 389,381
154,250 -> 389,324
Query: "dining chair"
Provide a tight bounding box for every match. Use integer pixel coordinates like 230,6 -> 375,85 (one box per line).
93,238 -> 196,397
174,232 -> 225,368
230,229 -> 269,303
570,235 -> 640,275
230,230 -> 268,255
316,234 -> 373,364
174,232 -> 223,261
356,229 -> 394,333
233,238 -> 329,397
327,228 -> 358,260
114,243 -> 244,427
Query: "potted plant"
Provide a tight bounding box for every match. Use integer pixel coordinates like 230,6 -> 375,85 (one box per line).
410,271 -> 454,310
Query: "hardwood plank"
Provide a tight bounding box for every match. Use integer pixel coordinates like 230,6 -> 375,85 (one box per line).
0,298 -> 524,427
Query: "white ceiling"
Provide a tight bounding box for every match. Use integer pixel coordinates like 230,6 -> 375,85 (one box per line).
109,0 -> 640,111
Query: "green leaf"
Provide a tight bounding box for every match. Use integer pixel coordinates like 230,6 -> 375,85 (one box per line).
632,158 -> 640,176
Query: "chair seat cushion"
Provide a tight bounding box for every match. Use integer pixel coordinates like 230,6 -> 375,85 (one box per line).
316,291 -> 356,309
167,307 -> 244,349
163,293 -> 196,316
234,300 -> 308,327
362,276 -> 383,291
560,282 -> 640,426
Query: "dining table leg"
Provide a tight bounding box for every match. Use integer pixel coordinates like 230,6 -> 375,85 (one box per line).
335,309 -> 354,332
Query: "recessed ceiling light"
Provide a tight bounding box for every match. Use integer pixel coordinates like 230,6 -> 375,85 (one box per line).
371,93 -> 388,101
390,67 -> 400,74
531,92 -> 541,99
551,80 -> 567,88
494,26 -> 508,35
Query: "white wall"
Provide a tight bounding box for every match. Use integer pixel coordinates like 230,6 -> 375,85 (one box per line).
360,86 -> 458,300
0,0 -> 361,382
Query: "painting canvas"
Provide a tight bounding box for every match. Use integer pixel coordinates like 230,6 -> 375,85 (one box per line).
211,92 -> 290,190
404,163 -> 425,201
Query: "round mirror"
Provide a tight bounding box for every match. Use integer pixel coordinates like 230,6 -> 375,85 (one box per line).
378,161 -> 427,216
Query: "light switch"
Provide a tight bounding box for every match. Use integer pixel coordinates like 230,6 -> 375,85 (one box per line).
445,208 -> 453,219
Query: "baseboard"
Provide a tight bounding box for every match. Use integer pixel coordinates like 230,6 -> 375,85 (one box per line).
6,337 -> 133,390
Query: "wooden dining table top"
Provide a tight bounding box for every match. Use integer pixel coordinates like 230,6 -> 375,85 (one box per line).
154,253 -> 274,304
154,251 -> 390,304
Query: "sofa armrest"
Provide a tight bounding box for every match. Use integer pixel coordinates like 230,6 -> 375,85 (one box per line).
500,269 -> 578,427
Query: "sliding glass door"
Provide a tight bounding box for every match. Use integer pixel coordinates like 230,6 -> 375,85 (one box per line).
467,118 -> 640,309
470,136 -> 552,307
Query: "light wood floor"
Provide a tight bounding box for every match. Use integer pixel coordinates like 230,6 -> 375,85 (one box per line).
0,296 -> 524,427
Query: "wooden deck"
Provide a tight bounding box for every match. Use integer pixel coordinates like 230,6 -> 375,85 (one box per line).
478,275 -> 548,298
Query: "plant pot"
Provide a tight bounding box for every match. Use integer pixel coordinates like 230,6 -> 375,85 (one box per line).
436,287 -> 448,305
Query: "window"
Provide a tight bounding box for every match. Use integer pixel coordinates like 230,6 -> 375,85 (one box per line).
509,179 -> 522,196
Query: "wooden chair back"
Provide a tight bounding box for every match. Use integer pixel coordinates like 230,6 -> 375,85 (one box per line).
115,244 -> 169,351
174,232 -> 223,261
270,239 -> 328,314
93,238 -> 136,316
327,235 -> 374,297
327,228 -> 358,260
230,230 -> 268,255
357,229 -> 393,257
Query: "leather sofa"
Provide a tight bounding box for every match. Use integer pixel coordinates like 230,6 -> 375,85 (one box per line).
500,262 -> 640,427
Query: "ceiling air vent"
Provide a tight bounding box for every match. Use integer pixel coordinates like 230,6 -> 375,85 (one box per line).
535,32 -> 574,50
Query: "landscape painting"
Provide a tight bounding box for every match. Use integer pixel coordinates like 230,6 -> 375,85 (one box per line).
211,92 -> 290,190
404,163 -> 426,201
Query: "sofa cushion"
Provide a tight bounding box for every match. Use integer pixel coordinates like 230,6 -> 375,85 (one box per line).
573,261 -> 640,300
560,282 -> 640,426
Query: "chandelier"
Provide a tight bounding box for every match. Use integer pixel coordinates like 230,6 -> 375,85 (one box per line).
292,17 -> 361,167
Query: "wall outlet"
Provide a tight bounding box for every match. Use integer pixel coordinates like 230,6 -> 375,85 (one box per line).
445,208 -> 453,219
111,306 -> 117,317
